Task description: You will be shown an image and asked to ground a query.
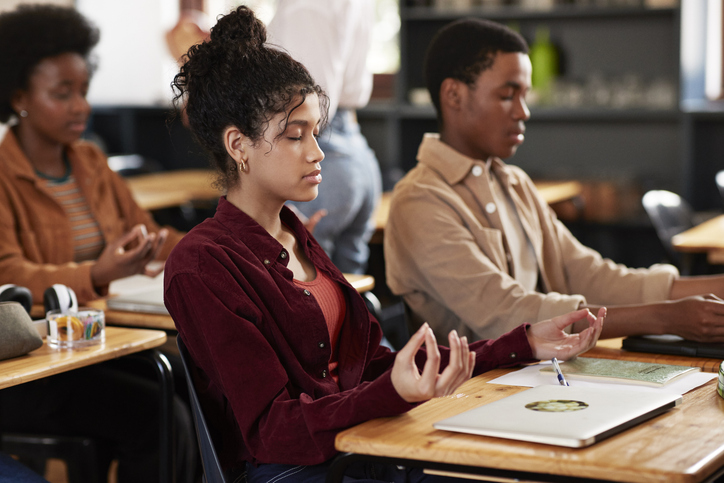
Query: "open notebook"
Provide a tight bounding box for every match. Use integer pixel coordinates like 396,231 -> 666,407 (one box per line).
106,273 -> 168,315
433,385 -> 681,448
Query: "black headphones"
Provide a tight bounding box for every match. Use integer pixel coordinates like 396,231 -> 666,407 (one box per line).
43,284 -> 78,313
0,284 -> 33,314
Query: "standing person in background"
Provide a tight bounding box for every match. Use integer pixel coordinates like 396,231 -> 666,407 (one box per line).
0,5 -> 196,482
267,0 -> 382,274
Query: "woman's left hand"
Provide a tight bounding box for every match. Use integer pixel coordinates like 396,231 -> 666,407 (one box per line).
527,308 -> 606,361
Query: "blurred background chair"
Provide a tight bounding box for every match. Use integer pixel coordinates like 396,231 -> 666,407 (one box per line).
642,190 -> 708,275
107,154 -> 162,178
716,170 -> 724,208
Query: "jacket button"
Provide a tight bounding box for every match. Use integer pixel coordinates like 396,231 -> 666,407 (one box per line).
303,289 -> 311,296
509,352 -> 517,359
318,341 -> 325,348
321,369 -> 328,378
471,165 -> 483,177
263,259 -> 270,266
280,250 -> 287,259
485,202 -> 497,214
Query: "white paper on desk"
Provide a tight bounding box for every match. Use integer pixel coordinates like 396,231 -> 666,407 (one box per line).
109,271 -> 164,296
489,361 -> 716,394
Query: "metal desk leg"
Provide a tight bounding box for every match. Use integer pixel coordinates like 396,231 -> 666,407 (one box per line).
131,349 -> 175,483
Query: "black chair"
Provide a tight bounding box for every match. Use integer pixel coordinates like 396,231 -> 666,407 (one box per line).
716,170 -> 724,208
641,190 -> 701,275
177,336 -> 243,483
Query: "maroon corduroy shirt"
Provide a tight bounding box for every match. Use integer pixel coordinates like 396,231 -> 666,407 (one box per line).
164,196 -> 534,469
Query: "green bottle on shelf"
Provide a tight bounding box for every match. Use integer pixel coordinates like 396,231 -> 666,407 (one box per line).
529,26 -> 559,105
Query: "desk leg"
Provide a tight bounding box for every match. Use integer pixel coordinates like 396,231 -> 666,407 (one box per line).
130,349 -> 175,483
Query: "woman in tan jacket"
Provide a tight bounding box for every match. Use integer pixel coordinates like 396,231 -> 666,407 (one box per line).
0,5 -> 182,304
0,5 -> 194,482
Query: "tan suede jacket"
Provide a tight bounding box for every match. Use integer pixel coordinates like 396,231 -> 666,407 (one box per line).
384,134 -> 678,342
0,130 -> 183,304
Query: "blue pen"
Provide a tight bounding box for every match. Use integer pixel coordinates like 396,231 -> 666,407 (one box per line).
551,358 -> 569,386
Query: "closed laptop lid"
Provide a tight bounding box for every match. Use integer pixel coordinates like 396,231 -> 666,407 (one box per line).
622,335 -> 724,359
433,385 -> 681,448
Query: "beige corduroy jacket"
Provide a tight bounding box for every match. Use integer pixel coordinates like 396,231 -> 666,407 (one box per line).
384,133 -> 678,342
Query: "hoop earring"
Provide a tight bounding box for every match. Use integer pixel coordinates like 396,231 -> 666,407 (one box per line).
19,110 -> 28,118
239,160 -> 247,172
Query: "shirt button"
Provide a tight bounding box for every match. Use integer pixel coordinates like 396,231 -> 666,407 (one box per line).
321,369 -> 328,378
318,341 -> 325,349
506,253 -> 512,262
263,259 -> 270,266
303,289 -> 311,296
280,250 -> 287,259
509,352 -> 517,359
471,165 -> 483,177
485,202 -> 497,214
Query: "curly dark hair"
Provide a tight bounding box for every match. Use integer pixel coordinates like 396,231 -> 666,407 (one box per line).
425,18 -> 528,128
0,4 -> 99,123
171,5 -> 328,190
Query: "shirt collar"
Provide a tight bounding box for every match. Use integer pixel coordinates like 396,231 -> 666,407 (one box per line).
0,129 -> 95,183
416,133 -> 517,188
213,196 -> 314,269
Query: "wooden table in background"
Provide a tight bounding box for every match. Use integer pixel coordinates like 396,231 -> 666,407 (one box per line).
330,365 -> 724,483
372,180 -> 583,243
672,214 -> 724,264
49,273 -> 376,332
0,327 -> 175,483
125,169 -> 221,211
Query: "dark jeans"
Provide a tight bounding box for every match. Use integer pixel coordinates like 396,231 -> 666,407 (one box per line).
0,361 -> 196,483
0,451 -> 48,482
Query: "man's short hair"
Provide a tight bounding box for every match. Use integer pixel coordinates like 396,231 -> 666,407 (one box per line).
424,18 -> 529,125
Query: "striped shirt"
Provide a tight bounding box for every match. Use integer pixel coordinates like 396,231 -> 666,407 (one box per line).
41,174 -> 105,262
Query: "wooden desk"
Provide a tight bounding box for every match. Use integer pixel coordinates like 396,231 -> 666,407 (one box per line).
0,327 -> 175,483
0,326 -> 166,390
125,169 -> 222,211
331,367 -> 724,483
672,214 -> 724,264
372,180 -> 583,243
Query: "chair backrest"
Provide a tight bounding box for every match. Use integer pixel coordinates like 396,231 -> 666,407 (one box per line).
177,336 -> 233,483
641,190 -> 695,264
716,170 -> 724,208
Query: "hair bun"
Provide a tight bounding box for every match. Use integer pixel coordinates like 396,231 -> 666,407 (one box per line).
209,6 -> 266,51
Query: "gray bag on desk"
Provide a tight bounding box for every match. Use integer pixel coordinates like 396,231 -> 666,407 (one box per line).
0,301 -> 43,361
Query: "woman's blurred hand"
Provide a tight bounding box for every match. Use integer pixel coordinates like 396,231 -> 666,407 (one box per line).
90,224 -> 168,288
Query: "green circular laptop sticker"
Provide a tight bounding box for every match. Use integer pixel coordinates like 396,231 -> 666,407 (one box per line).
525,399 -> 589,412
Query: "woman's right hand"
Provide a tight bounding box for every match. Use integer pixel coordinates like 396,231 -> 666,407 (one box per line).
391,323 -> 475,403
90,224 -> 168,288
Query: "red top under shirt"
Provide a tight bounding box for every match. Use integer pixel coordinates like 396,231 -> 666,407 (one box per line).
294,270 -> 346,383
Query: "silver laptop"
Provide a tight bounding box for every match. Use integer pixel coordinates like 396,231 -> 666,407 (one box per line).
433,384 -> 681,448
